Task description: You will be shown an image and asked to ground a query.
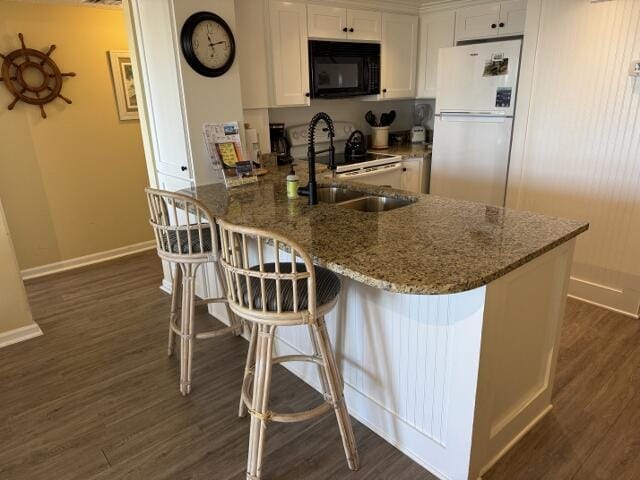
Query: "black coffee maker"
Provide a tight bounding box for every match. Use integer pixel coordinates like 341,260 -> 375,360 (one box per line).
269,123 -> 293,166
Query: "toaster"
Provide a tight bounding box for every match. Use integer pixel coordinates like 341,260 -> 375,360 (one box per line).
410,126 -> 426,144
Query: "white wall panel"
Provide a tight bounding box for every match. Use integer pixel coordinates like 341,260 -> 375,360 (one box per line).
508,0 -> 640,317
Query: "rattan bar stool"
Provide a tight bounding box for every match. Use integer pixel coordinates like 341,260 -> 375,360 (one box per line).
145,188 -> 241,396
216,218 -> 360,480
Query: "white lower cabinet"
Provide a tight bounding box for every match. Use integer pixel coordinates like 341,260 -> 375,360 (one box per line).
269,0 -> 310,106
381,13 -> 419,99
401,157 -> 424,193
416,11 -> 455,99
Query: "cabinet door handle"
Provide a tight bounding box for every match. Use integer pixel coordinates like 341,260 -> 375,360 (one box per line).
342,27 -> 348,32
382,88 -> 387,93
349,28 -> 354,32
499,22 -> 505,28
305,92 -> 310,97
181,166 -> 188,172
491,23 -> 497,29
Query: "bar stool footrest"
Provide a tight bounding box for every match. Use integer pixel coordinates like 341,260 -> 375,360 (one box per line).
169,319 -> 237,339
242,354 -> 334,424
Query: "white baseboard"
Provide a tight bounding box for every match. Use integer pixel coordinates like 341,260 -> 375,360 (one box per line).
160,278 -> 173,295
569,276 -> 640,319
0,323 -> 43,349
21,241 -> 156,281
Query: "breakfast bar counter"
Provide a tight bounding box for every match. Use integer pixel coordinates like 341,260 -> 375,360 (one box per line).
185,163 -> 586,295
181,163 -> 588,480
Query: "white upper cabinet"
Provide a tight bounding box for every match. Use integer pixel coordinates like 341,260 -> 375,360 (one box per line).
455,3 -> 501,41
307,4 -> 347,39
498,0 -> 527,37
455,1 -> 526,42
269,0 -> 310,107
381,13 -> 419,99
235,0 -> 270,109
416,11 -> 455,99
347,9 -> 381,42
307,5 -> 381,41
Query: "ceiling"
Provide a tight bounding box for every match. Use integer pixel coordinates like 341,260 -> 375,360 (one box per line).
5,0 -> 467,11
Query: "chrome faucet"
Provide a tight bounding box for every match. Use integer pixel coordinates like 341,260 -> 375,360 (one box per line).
298,112 -> 336,205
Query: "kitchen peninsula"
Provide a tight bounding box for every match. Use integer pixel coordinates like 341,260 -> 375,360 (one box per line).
183,162 -> 587,480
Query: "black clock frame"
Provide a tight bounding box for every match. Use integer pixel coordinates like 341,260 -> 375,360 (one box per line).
180,11 -> 236,78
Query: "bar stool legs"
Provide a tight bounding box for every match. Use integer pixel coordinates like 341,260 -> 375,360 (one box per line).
179,263 -> 198,396
307,322 -> 330,399
168,264 -> 182,357
243,319 -> 360,480
239,324 -> 258,418
246,324 -> 276,480
312,316 -> 359,471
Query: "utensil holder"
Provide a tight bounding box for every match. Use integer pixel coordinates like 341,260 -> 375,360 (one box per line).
371,126 -> 389,149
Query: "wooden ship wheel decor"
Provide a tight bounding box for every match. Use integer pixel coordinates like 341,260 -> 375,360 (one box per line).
0,33 -> 76,119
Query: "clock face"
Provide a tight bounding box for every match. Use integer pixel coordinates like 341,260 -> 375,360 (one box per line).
191,20 -> 232,70
181,12 -> 236,77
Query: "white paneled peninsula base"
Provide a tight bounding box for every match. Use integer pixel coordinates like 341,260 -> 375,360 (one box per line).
180,165 -> 587,480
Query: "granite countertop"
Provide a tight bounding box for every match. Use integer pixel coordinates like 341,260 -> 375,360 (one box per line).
369,143 -> 431,159
184,162 -> 588,295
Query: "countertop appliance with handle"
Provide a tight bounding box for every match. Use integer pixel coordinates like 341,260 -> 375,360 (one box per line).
410,126 -> 426,144
269,123 -> 292,166
344,130 -> 367,157
431,39 -> 522,206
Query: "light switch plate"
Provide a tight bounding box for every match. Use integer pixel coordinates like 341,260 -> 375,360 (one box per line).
631,60 -> 640,77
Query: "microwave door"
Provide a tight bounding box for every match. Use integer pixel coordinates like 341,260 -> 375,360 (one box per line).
313,56 -> 364,97
309,41 -> 380,98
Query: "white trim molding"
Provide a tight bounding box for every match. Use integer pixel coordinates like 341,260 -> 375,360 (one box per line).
568,276 -> 640,320
21,240 -> 155,281
0,323 -> 43,349
419,0 -> 502,14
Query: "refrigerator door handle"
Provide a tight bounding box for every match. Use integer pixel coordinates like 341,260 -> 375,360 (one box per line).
437,111 -> 513,118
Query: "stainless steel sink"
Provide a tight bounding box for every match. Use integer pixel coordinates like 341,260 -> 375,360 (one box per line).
339,195 -> 415,212
316,186 -> 414,212
317,186 -> 367,203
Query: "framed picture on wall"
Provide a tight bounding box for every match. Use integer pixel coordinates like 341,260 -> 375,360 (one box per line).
108,50 -> 138,120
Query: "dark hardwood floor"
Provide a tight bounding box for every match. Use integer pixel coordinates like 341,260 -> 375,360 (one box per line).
0,250 -> 638,479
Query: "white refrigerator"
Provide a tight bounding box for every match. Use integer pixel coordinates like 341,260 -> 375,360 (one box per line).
431,39 -> 522,206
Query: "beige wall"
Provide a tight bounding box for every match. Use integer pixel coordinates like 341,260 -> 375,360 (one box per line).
0,2 -> 151,270
0,198 -> 34,335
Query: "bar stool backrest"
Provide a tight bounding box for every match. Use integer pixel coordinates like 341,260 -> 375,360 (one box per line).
216,218 -> 317,325
145,187 -> 219,263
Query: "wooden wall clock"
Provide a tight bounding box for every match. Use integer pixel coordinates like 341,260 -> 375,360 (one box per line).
0,33 -> 76,119
180,12 -> 236,77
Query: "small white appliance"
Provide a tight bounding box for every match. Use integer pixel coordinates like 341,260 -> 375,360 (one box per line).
287,122 -> 404,189
410,126 -> 426,144
245,128 -> 261,164
431,39 -> 522,206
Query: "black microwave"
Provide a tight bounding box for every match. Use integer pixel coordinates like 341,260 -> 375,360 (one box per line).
309,41 -> 380,99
